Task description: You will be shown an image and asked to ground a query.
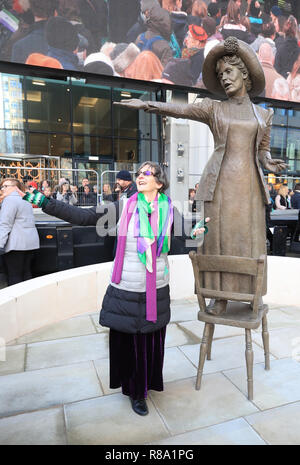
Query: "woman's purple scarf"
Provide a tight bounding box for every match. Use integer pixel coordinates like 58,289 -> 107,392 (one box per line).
111,192 -> 173,323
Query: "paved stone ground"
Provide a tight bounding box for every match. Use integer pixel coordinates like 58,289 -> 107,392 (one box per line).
0,298 -> 300,445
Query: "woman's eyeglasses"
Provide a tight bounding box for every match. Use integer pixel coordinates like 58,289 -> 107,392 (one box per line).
135,170 -> 155,178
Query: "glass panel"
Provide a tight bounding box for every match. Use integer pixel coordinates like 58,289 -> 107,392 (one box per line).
0,74 -> 25,130
139,139 -> 151,164
28,133 -> 71,157
26,77 -> 71,132
73,136 -> 112,156
287,128 -> 300,160
114,139 -> 138,162
152,140 -> 159,163
74,161 -> 102,187
112,88 -> 149,138
72,81 -> 111,136
270,126 -> 286,160
0,129 -> 26,153
288,109 -> 300,128
152,113 -> 158,140
288,159 -> 300,172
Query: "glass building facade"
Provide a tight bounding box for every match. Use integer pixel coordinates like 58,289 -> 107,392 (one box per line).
0,72 -> 161,189
0,70 -> 299,190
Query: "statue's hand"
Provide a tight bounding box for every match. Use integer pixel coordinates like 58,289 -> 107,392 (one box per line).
113,99 -> 149,111
264,158 -> 287,173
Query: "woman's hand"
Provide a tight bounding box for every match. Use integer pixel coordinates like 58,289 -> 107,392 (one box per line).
264,158 -> 288,173
193,217 -> 210,236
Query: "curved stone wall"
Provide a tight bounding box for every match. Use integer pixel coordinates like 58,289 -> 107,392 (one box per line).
0,256 -> 299,343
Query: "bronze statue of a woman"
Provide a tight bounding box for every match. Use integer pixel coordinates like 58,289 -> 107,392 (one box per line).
116,37 -> 286,314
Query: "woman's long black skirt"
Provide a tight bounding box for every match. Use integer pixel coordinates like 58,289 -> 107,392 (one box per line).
109,326 -> 166,400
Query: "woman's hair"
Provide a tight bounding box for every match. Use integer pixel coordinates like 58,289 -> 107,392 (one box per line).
0,177 -> 25,192
124,51 -> 163,81
278,184 -> 288,196
57,0 -> 80,20
59,181 -> 70,194
103,183 -> 112,194
276,15 -> 286,33
240,16 -> 251,32
216,55 -> 252,92
191,0 -> 207,18
227,0 -> 240,24
182,0 -> 193,15
262,21 -> 276,38
137,161 -> 169,193
284,15 -> 297,38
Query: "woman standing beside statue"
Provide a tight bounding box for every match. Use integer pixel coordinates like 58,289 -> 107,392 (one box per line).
117,37 -> 286,315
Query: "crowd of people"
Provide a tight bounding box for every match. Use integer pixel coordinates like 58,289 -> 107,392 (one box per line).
18,170 -> 138,207
0,1 -> 299,101
267,180 -> 300,209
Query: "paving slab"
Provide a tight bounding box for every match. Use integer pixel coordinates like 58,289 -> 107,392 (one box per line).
149,417 -> 266,445
64,393 -> 170,445
170,302 -> 199,323
26,333 -> 109,370
15,315 -> 97,344
93,358 -> 121,395
224,358 -> 300,411
252,327 -> 300,359
0,344 -> 25,376
246,402 -> 300,445
255,308 -> 300,332
0,361 -> 102,417
163,347 -> 197,382
149,374 -> 258,436
165,323 -> 196,348
179,335 -> 272,374
0,407 -> 67,445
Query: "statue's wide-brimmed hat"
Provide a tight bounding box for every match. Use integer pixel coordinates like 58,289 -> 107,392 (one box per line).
202,37 -> 265,98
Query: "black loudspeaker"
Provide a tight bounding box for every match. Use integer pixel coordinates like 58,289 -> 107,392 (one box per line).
57,227 -> 74,270
273,226 -> 288,256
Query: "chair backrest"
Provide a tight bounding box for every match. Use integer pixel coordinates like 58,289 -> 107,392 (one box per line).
189,252 -> 266,315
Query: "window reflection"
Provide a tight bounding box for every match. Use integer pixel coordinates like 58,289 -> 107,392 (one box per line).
28,133 -> 71,156
74,136 -> 111,156
114,139 -> 138,162
26,77 -> 71,132
72,82 -> 111,136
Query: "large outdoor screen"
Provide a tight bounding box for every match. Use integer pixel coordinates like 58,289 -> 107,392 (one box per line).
0,0 -> 299,103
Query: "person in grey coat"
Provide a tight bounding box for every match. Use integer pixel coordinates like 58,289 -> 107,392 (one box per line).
0,178 -> 39,285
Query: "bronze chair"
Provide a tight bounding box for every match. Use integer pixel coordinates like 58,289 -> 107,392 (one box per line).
189,252 -> 270,400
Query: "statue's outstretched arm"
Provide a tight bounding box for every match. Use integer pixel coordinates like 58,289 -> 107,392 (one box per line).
114,98 -> 212,124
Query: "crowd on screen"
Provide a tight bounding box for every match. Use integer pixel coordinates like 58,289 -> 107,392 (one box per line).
0,1 -> 299,101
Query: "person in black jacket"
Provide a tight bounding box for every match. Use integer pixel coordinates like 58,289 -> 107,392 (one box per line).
11,0 -> 56,63
291,184 -> 300,209
2,162 -> 208,417
275,15 -> 300,79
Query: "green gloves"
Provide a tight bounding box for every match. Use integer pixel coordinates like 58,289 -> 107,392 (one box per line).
23,189 -> 49,208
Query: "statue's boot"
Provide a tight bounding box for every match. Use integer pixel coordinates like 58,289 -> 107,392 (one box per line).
206,299 -> 227,315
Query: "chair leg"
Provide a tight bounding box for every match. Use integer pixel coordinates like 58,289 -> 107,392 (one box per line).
196,323 -> 211,390
245,329 -> 254,401
207,324 -> 215,361
262,315 -> 270,371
